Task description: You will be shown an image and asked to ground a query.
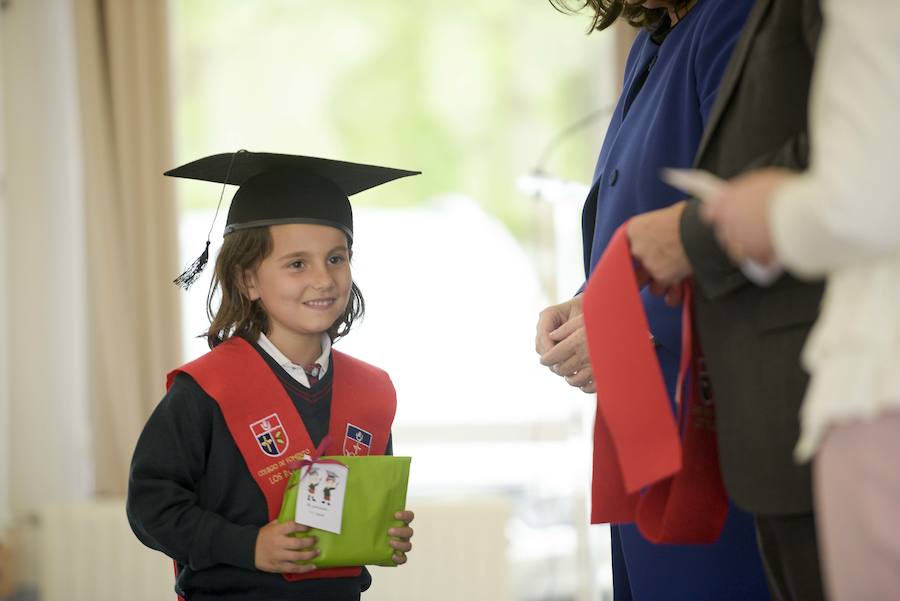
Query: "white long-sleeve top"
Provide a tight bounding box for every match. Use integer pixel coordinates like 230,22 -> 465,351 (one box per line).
770,0 -> 900,460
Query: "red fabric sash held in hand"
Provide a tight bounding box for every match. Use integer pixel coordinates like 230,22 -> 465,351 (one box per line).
582,224 -> 728,544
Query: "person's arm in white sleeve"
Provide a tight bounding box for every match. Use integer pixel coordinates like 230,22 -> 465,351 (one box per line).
770,0 -> 900,278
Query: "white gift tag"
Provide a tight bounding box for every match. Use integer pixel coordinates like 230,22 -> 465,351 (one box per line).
295,461 -> 349,534
660,168 -> 783,287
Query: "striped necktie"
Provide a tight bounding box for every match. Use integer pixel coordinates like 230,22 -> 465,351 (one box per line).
304,363 -> 321,386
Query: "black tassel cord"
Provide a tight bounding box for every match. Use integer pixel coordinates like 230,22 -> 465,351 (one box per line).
173,150 -> 244,290
172,240 -> 211,289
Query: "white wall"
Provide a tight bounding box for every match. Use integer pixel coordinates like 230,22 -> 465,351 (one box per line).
0,0 -> 92,523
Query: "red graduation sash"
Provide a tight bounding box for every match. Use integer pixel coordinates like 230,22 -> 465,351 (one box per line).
168,336 -> 396,581
582,225 -> 728,544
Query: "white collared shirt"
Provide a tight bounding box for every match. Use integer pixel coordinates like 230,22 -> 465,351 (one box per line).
256,332 -> 332,388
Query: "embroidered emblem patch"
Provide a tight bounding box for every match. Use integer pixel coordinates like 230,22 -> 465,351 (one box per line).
343,423 -> 372,456
250,413 -> 289,457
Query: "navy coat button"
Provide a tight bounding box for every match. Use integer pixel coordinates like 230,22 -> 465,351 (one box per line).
610,169 -> 620,186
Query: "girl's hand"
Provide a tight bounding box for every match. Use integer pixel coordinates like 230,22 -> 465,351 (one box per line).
389,510 -> 415,565
254,520 -> 319,574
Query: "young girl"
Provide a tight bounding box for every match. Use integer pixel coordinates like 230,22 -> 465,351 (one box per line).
127,151 -> 418,601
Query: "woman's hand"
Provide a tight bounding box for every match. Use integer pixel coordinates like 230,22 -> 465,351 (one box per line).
701,168 -> 790,264
541,313 -> 595,393
254,520 -> 319,574
536,294 -> 582,356
536,294 -> 595,393
389,510 -> 415,565
627,201 -> 692,288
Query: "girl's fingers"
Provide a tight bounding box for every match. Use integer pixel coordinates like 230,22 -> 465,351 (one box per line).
280,560 -> 318,574
277,521 -> 310,535
389,526 -> 414,539
390,539 -> 413,553
393,552 -> 408,565
279,548 -> 320,564
285,536 -> 317,551
395,510 -> 414,523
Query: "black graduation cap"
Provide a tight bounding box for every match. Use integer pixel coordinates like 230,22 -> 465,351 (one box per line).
166,150 -> 420,289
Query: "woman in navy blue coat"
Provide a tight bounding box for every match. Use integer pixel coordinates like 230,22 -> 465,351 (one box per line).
538,1 -> 770,599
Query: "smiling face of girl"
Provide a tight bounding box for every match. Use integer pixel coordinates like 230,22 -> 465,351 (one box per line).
243,223 -> 352,361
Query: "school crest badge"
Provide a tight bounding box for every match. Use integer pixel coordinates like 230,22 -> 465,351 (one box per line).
250,413 -> 289,457
343,423 -> 372,456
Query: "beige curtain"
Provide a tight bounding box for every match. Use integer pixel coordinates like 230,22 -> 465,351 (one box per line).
73,0 -> 182,495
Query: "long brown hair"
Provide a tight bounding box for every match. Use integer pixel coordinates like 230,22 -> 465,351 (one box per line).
550,0 -> 690,33
205,227 -> 365,349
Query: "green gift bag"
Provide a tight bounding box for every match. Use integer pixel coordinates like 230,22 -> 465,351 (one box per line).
277,455 -> 411,568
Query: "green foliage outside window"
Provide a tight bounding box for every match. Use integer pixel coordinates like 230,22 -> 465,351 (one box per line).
171,0 -> 615,239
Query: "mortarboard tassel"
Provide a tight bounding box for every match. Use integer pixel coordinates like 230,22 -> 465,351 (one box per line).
172,149 -> 244,290
172,240 -> 211,290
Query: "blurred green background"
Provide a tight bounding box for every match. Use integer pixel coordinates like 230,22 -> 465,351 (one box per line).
170,0 -> 616,238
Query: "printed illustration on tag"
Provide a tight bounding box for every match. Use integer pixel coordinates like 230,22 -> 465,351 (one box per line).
296,462 -> 349,534
250,413 -> 289,457
343,423 -> 372,456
